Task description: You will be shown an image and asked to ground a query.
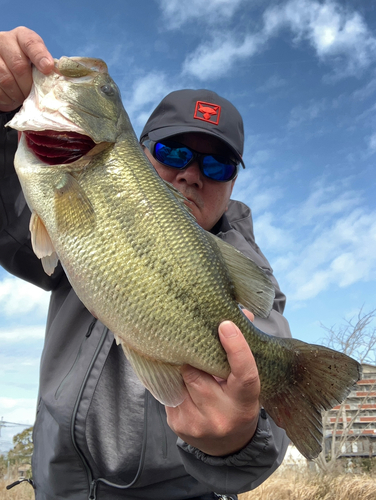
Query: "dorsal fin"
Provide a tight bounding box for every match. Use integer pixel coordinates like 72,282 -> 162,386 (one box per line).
206,232 -> 275,318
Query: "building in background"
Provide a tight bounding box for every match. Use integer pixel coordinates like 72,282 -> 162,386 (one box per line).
324,364 -> 376,458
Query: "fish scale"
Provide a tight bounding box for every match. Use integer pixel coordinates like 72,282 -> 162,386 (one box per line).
71,153 -> 230,368
7,56 -> 361,460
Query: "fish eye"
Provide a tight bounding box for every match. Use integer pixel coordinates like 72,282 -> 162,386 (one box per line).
100,84 -> 115,96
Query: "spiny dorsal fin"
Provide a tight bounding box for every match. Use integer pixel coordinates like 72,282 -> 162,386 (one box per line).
206,232 -> 275,318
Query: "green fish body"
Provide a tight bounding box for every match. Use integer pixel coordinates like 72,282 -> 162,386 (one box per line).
7,57 -> 361,460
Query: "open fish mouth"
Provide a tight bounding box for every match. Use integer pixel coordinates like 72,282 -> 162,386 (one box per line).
24,131 -> 96,165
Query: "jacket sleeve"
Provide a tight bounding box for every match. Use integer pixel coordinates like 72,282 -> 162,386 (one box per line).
177,410 -> 289,494
0,111 -> 62,290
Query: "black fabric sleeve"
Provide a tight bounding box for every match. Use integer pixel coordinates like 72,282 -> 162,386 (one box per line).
0,111 -> 62,290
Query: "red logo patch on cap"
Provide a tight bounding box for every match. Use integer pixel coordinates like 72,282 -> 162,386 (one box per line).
194,101 -> 221,125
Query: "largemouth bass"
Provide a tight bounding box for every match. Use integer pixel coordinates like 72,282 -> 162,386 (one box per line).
7,57 -> 361,460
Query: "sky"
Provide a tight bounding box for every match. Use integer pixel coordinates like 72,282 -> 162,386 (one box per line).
1,0 -> 376,453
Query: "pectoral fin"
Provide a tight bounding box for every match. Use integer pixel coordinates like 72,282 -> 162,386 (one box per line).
120,341 -> 187,407
54,173 -> 95,234
206,232 -> 275,318
41,253 -> 59,276
29,212 -> 59,275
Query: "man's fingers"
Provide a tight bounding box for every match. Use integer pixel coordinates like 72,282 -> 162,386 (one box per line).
0,57 -> 19,108
15,27 -> 54,74
218,321 -> 260,399
180,364 -> 220,405
0,27 -> 54,110
218,321 -> 254,375
242,308 -> 254,322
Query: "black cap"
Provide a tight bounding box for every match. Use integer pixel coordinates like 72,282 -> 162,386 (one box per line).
140,89 -> 245,167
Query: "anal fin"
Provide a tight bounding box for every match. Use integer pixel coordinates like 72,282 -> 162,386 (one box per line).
120,341 -> 187,407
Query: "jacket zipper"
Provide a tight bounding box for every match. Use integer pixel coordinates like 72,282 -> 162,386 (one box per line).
71,323 -> 149,498
89,480 -> 98,500
71,323 -> 107,500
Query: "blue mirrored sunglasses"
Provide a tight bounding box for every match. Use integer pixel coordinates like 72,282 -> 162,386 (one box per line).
143,139 -> 239,182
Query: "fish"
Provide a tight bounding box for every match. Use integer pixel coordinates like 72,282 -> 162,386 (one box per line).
7,56 -> 361,460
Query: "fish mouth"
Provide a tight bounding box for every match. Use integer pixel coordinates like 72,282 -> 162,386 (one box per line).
24,131 -> 96,165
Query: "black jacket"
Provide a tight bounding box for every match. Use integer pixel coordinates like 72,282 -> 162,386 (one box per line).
0,111 -> 290,499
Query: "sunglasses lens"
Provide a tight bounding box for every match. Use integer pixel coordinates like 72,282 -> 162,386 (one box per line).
153,141 -> 237,182
202,156 -> 237,181
155,142 -> 193,168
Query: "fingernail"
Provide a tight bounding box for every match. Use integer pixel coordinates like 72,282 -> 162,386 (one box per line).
219,321 -> 238,338
39,57 -> 53,72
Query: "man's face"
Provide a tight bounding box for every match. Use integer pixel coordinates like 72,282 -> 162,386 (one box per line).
144,133 -> 236,230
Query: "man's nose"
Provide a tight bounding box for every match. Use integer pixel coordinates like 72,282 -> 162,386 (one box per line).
175,161 -> 204,188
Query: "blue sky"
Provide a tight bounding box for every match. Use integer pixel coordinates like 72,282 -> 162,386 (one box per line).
1,0 -> 376,452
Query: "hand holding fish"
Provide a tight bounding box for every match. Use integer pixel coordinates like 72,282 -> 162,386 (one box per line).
0,27 -> 54,112
166,311 -> 261,457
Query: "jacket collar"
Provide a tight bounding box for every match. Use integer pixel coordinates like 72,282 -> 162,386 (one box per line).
209,213 -> 232,235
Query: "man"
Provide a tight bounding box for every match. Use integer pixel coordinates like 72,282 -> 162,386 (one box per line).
0,27 -> 291,499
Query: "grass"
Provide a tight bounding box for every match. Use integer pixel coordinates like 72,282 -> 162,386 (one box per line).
239,469 -> 376,500
0,479 -> 34,500
1,470 -> 375,499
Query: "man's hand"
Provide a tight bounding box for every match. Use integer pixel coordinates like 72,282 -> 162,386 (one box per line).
165,310 -> 261,457
0,27 -> 54,112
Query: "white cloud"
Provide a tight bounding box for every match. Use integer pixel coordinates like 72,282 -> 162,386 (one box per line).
257,75 -> 287,93
240,172 -> 376,305
263,0 -> 376,79
0,326 -> 45,342
182,33 -> 264,81
180,0 -> 376,83
157,0 -> 245,29
0,355 -> 41,380
287,99 -> 327,129
249,149 -> 272,166
286,179 -> 362,225
367,132 -> 376,154
0,398 -> 37,423
352,73 -> 376,101
254,212 -> 293,252
233,167 -> 284,214
281,206 -> 376,302
123,71 -> 175,133
0,277 -> 50,318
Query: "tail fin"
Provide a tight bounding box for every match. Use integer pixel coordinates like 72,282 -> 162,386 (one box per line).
262,339 -> 361,460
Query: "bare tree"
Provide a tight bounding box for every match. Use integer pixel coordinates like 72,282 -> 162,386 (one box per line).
321,307 -> 376,364
315,307 -> 376,473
